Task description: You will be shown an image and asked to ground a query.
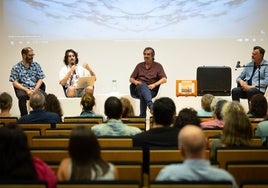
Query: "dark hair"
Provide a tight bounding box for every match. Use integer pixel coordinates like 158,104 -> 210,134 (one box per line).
174,108 -> 201,129
104,96 -> 122,119
80,93 -> 95,111
253,46 -> 265,57
0,124 -> 37,180
0,92 -> 12,110
249,93 -> 267,117
143,47 -> 155,60
153,97 -> 176,126
64,49 -> 79,65
68,126 -> 109,180
44,93 -> 63,119
21,47 -> 33,55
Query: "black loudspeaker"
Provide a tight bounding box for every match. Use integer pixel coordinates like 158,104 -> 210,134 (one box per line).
197,66 -> 232,96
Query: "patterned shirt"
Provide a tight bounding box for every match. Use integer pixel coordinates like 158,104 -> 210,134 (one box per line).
9,61 -> 45,89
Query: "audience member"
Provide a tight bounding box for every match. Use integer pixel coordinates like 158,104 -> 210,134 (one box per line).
129,47 -> 167,117
156,125 -> 238,188
120,97 -> 135,117
79,93 -> 105,121
201,99 -> 228,129
59,49 -> 96,97
9,47 -> 46,116
0,124 -> 57,188
197,94 -> 214,117
232,46 -> 268,102
0,92 -> 13,117
91,96 -> 142,136
57,125 -> 118,181
132,97 -> 179,148
210,101 -> 252,160
247,93 -> 267,117
44,93 -> 63,122
18,91 -> 61,127
173,107 -> 201,130
256,119 -> 268,145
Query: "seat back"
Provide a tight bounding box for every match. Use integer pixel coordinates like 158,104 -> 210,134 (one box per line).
63,116 -> 103,124
215,147 -> 268,168
0,181 -> 46,188
0,117 -> 18,125
150,181 -> 232,188
57,180 -> 140,188
226,161 -> 268,186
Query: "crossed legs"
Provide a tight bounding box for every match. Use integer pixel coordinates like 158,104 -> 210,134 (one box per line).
136,83 -> 157,117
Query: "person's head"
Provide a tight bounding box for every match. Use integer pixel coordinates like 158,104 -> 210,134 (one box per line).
213,99 -> 228,120
69,125 -> 101,164
0,124 -> 37,180
104,96 -> 122,119
221,101 -> 252,146
68,125 -> 109,180
80,93 -> 96,111
178,125 -> 207,159
201,94 -> 214,112
21,47 -> 34,64
153,97 -> 176,127
249,93 -> 267,117
64,49 -> 79,66
252,46 -> 265,64
29,91 -> 45,110
44,93 -> 63,119
143,47 -> 155,62
120,97 -> 135,118
0,92 -> 13,111
173,108 -> 201,129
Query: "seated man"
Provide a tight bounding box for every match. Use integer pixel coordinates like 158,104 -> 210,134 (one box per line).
59,49 -> 96,97
129,47 -> 167,117
232,46 -> 268,102
91,96 -> 142,136
156,125 -> 238,188
18,91 -> 61,127
9,47 -> 46,116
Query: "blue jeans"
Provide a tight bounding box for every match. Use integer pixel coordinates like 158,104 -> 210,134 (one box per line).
231,87 -> 260,102
135,83 -> 157,117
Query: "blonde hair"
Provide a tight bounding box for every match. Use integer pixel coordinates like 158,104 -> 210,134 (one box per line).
221,101 -> 252,146
201,94 -> 214,112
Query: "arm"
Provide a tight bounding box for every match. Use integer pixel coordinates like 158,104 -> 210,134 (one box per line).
129,77 -> 142,86
113,165 -> 119,180
59,66 -> 76,86
148,77 -> 167,90
83,63 -> 96,80
57,158 -> 70,181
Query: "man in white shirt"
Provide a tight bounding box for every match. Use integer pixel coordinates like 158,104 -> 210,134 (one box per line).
59,49 -> 96,97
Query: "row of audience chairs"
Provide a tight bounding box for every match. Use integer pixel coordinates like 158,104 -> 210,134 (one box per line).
1,180 -> 268,188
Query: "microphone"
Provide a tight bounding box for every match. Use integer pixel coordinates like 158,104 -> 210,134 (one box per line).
71,63 -> 76,74
236,61 -> 241,68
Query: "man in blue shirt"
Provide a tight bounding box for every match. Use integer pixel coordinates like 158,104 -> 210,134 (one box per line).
232,46 -> 268,102
156,125 -> 238,188
18,91 -> 61,127
9,47 -> 45,116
